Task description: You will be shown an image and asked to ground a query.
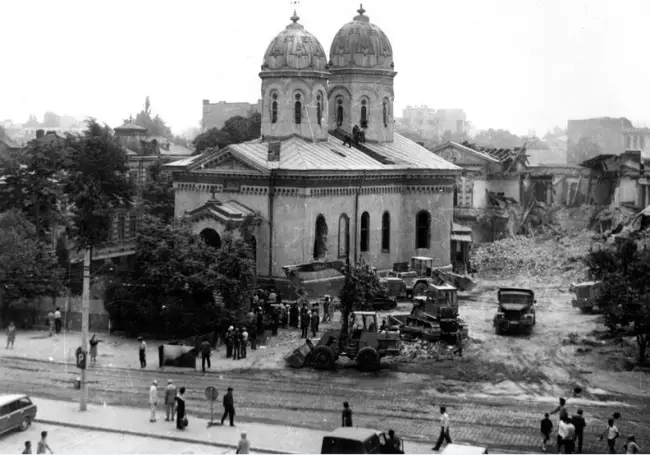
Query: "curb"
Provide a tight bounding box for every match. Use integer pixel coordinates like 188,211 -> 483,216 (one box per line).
33,419 -> 289,454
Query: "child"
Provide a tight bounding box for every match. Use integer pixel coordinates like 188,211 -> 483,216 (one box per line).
541,413 -> 553,452
22,441 -> 32,454
624,435 -> 640,454
342,401 -> 352,427
37,431 -> 53,454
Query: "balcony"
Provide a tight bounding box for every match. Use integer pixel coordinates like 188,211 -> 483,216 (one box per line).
69,240 -> 137,263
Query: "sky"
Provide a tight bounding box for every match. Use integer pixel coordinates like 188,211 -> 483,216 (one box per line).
2,0 -> 650,136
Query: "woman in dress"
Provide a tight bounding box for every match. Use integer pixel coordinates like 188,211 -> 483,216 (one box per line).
175,387 -> 186,430
89,334 -> 101,363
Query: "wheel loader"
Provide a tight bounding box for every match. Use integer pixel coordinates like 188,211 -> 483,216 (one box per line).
284,311 -> 401,372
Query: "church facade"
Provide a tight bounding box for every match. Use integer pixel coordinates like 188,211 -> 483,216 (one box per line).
167,6 -> 461,291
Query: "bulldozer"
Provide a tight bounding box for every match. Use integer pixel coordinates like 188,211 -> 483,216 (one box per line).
284,311 -> 401,372
393,257 -> 476,297
391,283 -> 467,342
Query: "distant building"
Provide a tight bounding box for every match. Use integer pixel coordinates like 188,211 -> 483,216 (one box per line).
202,99 -> 262,131
567,117 -> 632,164
399,106 -> 468,140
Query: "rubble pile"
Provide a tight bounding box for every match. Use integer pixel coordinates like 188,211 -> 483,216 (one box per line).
390,340 -> 451,362
471,230 -> 596,281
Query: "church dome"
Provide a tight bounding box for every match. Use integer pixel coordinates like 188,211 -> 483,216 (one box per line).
329,5 -> 394,71
261,12 -> 328,72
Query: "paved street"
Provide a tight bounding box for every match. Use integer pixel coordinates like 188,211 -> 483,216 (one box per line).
0,357 -> 646,453
0,423 -> 234,454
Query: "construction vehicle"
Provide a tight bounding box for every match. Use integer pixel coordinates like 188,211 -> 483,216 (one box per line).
569,281 -> 602,313
389,283 -> 467,342
321,427 -> 404,454
284,311 -> 401,372
493,288 -> 536,335
391,257 -> 476,297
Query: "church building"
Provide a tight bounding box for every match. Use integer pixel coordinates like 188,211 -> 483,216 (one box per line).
167,6 -> 461,292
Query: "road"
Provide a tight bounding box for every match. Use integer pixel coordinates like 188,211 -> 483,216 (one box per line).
0,423 -> 234,454
0,357 -> 646,453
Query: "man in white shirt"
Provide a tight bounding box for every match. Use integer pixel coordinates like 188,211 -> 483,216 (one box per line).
557,418 -> 569,454
241,328 -> 249,359
600,418 -> 619,454
54,308 -> 62,334
149,380 -> 158,422
432,406 -> 452,452
564,417 -> 576,454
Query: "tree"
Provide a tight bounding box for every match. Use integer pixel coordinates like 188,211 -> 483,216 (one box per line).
0,210 -> 62,324
141,159 -> 175,224
62,119 -> 135,250
192,112 -> 262,155
338,261 -> 384,350
217,221 -> 256,315
129,97 -> 173,138
0,138 -> 66,240
473,129 -> 524,149
585,242 -> 650,363
43,111 -> 61,128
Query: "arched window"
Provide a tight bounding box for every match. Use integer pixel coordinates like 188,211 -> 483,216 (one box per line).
453,185 -> 459,207
317,94 -> 322,126
382,99 -> 389,127
294,94 -> 302,124
338,214 -> 350,258
415,210 -> 431,249
381,211 -> 390,252
313,215 -> 328,259
336,97 -> 344,126
271,93 -> 278,124
360,99 -> 368,128
200,228 -> 221,249
360,211 -> 370,252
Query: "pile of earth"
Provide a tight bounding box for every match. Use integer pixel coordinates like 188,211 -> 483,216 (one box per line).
385,340 -> 457,363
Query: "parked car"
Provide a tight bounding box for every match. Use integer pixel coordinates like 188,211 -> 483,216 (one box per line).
0,394 -> 37,435
321,427 -> 397,454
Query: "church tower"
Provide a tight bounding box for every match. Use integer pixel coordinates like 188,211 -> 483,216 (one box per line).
259,12 -> 331,142
328,5 -> 397,143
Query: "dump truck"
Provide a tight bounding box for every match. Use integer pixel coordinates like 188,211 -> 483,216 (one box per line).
390,284 -> 467,342
284,311 -> 401,372
569,281 -> 602,313
493,288 -> 536,335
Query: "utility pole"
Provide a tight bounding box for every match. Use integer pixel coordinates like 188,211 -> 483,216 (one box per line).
79,247 -> 90,411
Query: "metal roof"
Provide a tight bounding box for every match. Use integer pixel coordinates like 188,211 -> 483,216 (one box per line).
361,134 -> 461,170
457,141 -> 526,163
164,154 -> 201,168
430,141 -> 500,163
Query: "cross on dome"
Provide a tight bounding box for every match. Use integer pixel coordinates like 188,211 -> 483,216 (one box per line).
290,10 -> 300,23
357,4 -> 366,15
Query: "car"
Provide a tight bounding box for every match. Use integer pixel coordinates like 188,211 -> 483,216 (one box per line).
440,443 -> 488,455
0,394 -> 37,435
321,427 -> 398,454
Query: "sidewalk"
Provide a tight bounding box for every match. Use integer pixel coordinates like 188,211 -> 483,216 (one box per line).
32,397 -> 435,454
0,327 -> 312,371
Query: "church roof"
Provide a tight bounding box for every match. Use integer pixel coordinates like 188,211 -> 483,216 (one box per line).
115,122 -> 147,132
225,133 -> 460,172
187,199 -> 261,224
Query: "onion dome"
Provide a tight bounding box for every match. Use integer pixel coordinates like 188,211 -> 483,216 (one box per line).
261,11 -> 329,72
329,4 -> 394,70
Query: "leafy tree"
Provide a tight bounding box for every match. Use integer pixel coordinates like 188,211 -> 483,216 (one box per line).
128,96 -> 173,138
141,159 -> 175,224
0,210 -> 62,324
338,261 -> 385,349
43,111 -> 61,128
585,242 -> 650,363
441,129 -> 469,144
192,112 -> 262,155
62,118 -> 135,251
473,129 -> 524,149
0,138 -> 65,240
217,222 -> 256,316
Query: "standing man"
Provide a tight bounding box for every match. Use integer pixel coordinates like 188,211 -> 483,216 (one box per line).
54,307 -> 62,334
541,413 -> 554,452
571,410 -> 586,453
432,406 -> 452,452
311,310 -> 319,338
6,321 -> 16,349
249,323 -> 257,351
47,310 -> 55,337
341,402 -> 353,427
200,339 -> 211,373
233,328 -> 241,360
322,296 -> 331,323
564,416 -> 576,454
241,327 -> 248,359
149,380 -> 159,422
138,337 -> 147,368
221,387 -> 235,427
300,310 -> 310,339
600,418 -> 619,454
164,379 -> 177,422
226,326 -> 234,358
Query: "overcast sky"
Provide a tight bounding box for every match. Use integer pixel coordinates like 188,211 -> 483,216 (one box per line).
2,0 -> 649,135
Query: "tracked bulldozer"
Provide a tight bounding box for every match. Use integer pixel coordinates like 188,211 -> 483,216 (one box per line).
393,257 -> 476,297
393,284 -> 467,342
284,311 -> 401,372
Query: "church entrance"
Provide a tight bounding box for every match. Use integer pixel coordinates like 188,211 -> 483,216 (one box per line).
200,228 -> 222,249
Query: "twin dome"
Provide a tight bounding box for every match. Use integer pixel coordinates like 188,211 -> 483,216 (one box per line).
261,5 -> 394,73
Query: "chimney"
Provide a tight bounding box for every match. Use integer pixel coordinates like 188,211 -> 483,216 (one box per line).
36,129 -> 45,139
268,142 -> 281,162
